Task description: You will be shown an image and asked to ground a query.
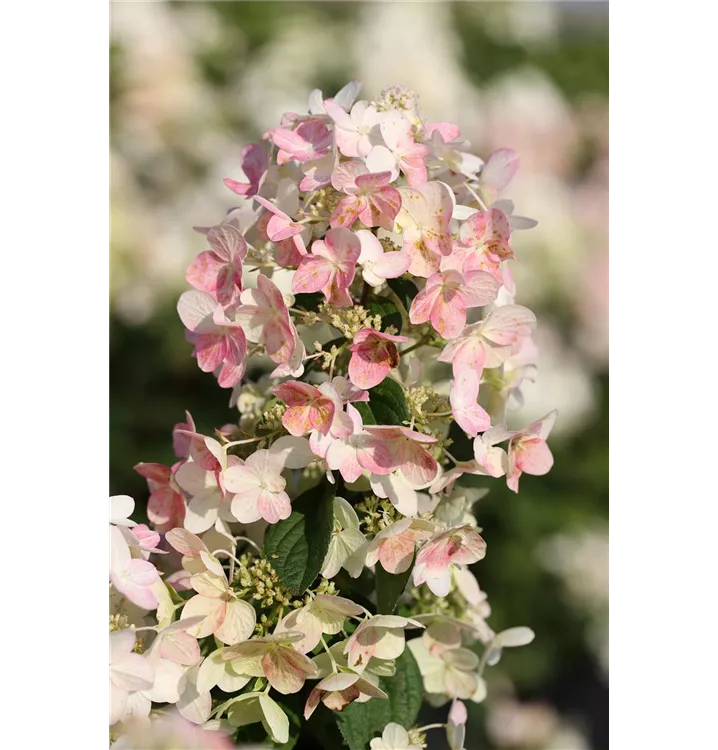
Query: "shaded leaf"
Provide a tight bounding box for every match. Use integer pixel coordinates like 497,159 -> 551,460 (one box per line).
367,297 -> 403,333
355,378 -> 410,426
264,481 -> 335,595
387,277 -> 419,312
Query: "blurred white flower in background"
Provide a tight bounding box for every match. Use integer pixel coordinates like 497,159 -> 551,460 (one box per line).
353,1 -> 484,132
538,527 -> 609,675
486,697 -> 590,750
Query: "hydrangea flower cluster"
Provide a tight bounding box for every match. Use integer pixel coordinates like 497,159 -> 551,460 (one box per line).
109,82 -> 556,749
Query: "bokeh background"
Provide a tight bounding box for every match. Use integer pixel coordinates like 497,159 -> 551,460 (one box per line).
110,2 -> 608,748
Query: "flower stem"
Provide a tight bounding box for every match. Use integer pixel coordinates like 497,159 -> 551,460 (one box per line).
401,335 -> 431,356
223,436 -> 265,449
234,535 -> 261,554
417,723 -> 446,732
463,180 -> 489,211
321,635 -> 338,673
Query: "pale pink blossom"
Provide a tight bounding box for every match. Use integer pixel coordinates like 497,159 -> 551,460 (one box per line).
110,630 -> 155,725
254,195 -> 307,257
370,470 -> 424,518
235,274 -> 298,366
178,558 -> 257,646
324,98 -> 383,157
348,328 -> 409,389
320,496 -> 368,578
268,118 -> 333,164
278,593 -> 364,653
305,672 -> 387,719
165,528 -> 219,574
356,230 -> 411,287
110,525 -> 160,610
330,161 -> 402,231
177,291 -> 247,388
274,380 -> 352,438
299,150 -> 337,191
196,646 -> 252,696
408,637 -> 482,700
312,404 -> 366,485
130,524 -> 168,557
478,148 -> 520,205
450,368 -> 490,437
269,333 -> 306,379
357,425 -> 439,487
409,269 -> 500,340
438,305 -> 536,378
254,177 -> 307,265
110,494 -> 137,527
344,615 -> 421,673
222,632 -> 318,694
507,411 -> 557,492
365,518 -> 436,574
185,222 -> 247,307
331,375 -> 370,404
370,723 -> 423,750
174,455 -> 242,534
134,462 -> 186,533
457,207 -> 514,263
308,81 -> 361,116
425,123 -> 483,179
472,427 -> 512,478
413,525 -> 487,597
223,449 -> 292,524
111,713 -> 234,750
394,181 -> 454,277
153,619 -> 202,668
292,227 -> 361,307
366,112 -> 429,186
223,141 -> 268,197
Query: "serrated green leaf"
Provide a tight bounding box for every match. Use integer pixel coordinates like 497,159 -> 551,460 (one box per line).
375,553 -> 415,615
263,481 -> 335,595
357,377 -> 410,426
367,297 -> 403,333
337,648 -> 423,750
387,277 -> 419,311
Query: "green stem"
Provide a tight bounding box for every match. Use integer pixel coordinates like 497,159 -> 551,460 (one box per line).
401,335 -> 431,357
321,635 -> 338,673
384,286 -> 410,330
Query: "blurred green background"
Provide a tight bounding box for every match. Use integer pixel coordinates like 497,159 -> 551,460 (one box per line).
110,2 -> 608,748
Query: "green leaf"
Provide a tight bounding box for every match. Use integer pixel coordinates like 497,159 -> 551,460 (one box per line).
387,277 -> 419,311
375,553 -> 415,615
263,481 -> 335,595
367,296 -> 403,333
293,292 -> 324,312
355,377 -> 410,426
353,401 -> 375,426
337,648 -> 423,750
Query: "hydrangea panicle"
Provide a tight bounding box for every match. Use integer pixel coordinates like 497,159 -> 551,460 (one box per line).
111,80 -> 557,749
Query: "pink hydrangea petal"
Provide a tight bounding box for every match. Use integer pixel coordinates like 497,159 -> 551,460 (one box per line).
330,195 -> 361,228
194,333 -> 228,372
292,255 -> 333,294
257,489 -> 292,524
516,438 -> 554,476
